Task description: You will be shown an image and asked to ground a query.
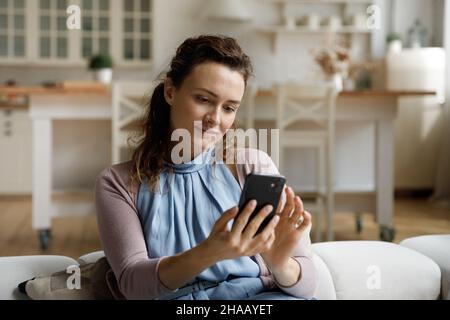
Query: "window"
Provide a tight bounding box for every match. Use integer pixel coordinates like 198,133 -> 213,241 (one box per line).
0,0 -> 26,59
81,0 -> 111,58
122,0 -> 152,62
39,0 -> 69,59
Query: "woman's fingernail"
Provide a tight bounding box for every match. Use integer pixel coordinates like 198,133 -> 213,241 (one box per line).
250,200 -> 257,206
265,205 -> 273,213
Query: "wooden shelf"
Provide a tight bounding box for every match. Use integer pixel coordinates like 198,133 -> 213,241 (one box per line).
265,0 -> 373,4
259,0 -> 376,54
258,25 -> 372,53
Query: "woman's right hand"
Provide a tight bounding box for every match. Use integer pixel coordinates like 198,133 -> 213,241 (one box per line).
200,200 -> 280,262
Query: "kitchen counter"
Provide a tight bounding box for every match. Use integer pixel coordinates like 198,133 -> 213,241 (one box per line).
19,83 -> 112,249
257,88 -> 436,97
0,83 -> 110,110
0,83 -> 110,96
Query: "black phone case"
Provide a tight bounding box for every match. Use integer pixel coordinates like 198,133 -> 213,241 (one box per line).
236,173 -> 286,235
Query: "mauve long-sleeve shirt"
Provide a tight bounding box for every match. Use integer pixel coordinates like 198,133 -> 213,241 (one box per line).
94,148 -> 317,300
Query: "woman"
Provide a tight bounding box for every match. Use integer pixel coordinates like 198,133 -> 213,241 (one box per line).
95,35 -> 317,300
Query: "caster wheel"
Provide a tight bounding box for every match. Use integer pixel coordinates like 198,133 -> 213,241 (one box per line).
38,229 -> 51,250
379,226 -> 395,242
355,214 -> 363,234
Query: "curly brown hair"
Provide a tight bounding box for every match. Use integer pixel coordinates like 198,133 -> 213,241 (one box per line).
130,35 -> 253,192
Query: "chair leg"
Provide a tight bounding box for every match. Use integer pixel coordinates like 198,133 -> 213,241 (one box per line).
326,198 -> 334,241
314,198 -> 323,243
355,212 -> 363,234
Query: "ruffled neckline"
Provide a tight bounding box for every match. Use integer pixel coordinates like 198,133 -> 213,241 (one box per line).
164,147 -> 215,174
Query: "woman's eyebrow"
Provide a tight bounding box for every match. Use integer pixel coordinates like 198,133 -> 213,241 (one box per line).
194,88 -> 241,104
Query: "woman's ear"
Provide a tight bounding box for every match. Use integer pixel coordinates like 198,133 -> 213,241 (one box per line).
164,78 -> 174,106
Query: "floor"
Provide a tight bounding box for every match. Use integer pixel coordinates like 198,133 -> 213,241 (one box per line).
0,196 -> 449,259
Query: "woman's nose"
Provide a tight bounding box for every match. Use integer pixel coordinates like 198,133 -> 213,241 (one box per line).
206,107 -> 221,126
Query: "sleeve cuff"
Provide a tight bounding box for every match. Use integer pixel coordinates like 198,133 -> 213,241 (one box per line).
272,257 -> 302,289
273,256 -> 317,298
155,256 -> 180,294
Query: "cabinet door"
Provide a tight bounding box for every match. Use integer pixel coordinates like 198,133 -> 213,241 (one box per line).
0,108 -> 32,194
1,0 -> 154,66
0,0 -> 27,61
120,0 -> 153,64
38,0 -> 70,61
81,0 -> 111,59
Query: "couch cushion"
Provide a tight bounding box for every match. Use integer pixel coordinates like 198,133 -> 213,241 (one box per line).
400,234 -> 450,300
0,256 -> 78,300
312,241 -> 441,300
77,251 -> 105,265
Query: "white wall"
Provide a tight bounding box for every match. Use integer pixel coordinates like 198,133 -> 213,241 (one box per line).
391,0 -> 444,47
433,0 -> 450,200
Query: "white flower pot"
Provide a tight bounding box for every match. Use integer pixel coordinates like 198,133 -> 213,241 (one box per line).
388,40 -> 402,54
93,68 -> 113,84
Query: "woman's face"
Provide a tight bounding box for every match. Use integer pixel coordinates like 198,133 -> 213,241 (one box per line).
164,62 -> 245,158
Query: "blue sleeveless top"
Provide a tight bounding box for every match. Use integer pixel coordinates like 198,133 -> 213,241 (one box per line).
136,147 -> 264,299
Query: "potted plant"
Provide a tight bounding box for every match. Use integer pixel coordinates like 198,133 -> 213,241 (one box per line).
88,54 -> 114,84
386,33 -> 402,53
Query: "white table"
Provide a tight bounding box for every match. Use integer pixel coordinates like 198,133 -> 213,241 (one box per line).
23,87 -> 111,249
242,89 -> 436,241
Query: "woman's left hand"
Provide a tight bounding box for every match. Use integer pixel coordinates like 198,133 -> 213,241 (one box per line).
260,186 -> 311,271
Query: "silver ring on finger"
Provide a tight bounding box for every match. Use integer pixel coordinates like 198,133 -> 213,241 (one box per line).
294,215 -> 304,228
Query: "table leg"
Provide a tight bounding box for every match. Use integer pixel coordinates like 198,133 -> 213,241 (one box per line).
32,119 -> 52,249
376,119 -> 396,241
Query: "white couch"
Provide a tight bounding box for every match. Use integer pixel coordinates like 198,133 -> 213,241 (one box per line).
1,236 -> 448,300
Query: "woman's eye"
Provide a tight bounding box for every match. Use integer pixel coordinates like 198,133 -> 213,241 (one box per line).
196,96 -> 209,103
224,106 -> 236,113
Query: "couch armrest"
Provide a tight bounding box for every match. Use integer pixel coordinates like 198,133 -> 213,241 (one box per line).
312,241 -> 441,300
0,256 -> 79,300
400,235 -> 450,300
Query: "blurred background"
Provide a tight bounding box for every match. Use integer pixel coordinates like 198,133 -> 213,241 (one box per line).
0,0 -> 449,258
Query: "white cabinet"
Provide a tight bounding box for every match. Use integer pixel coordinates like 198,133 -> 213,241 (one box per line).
0,107 -> 32,194
0,0 -> 154,66
387,48 -> 446,189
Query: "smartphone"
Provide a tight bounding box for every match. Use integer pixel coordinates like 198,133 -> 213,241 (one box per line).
235,173 -> 286,235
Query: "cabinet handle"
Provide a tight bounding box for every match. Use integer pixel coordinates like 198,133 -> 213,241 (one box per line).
2,109 -> 13,137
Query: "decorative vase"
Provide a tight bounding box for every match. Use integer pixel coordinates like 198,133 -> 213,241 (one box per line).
330,73 -> 343,92
93,68 -> 113,84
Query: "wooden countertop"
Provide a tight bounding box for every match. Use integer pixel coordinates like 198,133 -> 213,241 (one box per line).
0,82 -> 110,96
257,89 -> 437,97
1,85 -> 434,97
